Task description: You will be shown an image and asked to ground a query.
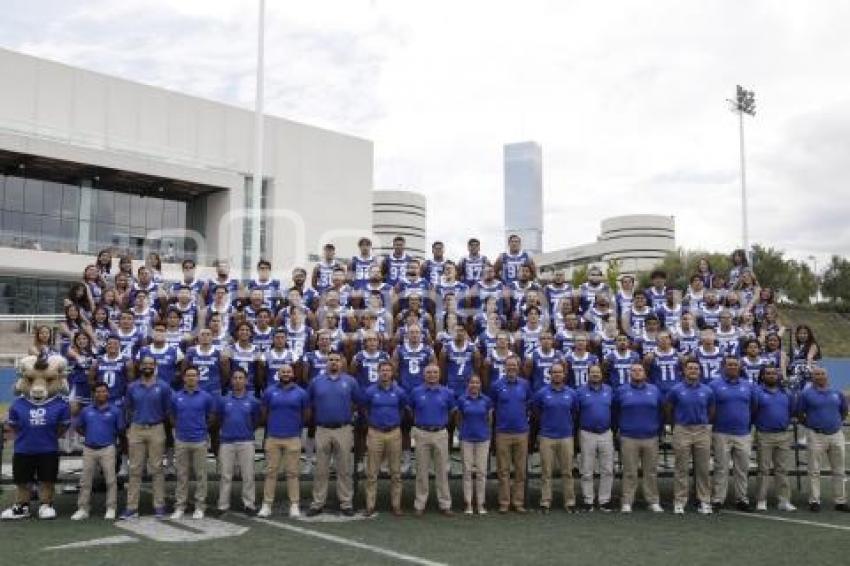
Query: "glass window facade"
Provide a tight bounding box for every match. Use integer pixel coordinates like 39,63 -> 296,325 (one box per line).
0,174 -> 190,260
0,276 -> 72,314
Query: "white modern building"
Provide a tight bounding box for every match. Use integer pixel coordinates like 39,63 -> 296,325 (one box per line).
0,48 -> 373,313
537,215 -> 676,277
504,141 -> 543,255
372,190 -> 427,257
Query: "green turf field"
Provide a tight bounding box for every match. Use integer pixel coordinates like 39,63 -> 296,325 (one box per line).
2,478 -> 849,566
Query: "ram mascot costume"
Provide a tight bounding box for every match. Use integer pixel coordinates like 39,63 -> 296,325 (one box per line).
1,353 -> 71,520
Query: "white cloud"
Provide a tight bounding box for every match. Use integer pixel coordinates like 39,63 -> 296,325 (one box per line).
2,0 -> 850,268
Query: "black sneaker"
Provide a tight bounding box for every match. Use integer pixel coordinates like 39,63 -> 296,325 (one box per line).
539,506 -> 550,515
809,501 -> 821,513
598,502 -> 615,513
735,500 -> 754,513
340,508 -> 355,517
565,505 -> 577,514
711,501 -> 723,514
306,507 -> 324,517
579,502 -> 594,513
834,503 -> 850,513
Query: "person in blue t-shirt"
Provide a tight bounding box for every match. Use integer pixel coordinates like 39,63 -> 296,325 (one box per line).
709,356 -> 757,513
491,355 -> 532,514
614,364 -> 663,513
665,359 -> 716,515
72,382 -> 124,521
457,374 -> 493,515
1,361 -> 71,521
259,363 -> 309,519
798,366 -> 849,512
169,366 -> 216,520
532,361 -> 578,513
753,365 -> 796,512
217,369 -> 260,514
362,361 -> 408,516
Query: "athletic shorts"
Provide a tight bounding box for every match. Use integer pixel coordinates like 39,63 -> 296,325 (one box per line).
12,452 -> 60,484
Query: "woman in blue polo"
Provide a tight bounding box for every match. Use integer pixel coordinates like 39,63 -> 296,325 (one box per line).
457,374 -> 493,515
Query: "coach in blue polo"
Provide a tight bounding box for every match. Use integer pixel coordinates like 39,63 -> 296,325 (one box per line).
492,355 -> 532,513
666,359 -> 715,515
798,366 -> 849,512
753,365 -> 796,512
170,366 -> 216,520
409,363 -> 456,515
614,364 -> 663,513
307,352 -> 360,517
710,356 -> 757,513
577,364 -> 614,512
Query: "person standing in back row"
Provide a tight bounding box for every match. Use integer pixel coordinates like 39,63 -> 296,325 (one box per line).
798,367 -> 849,512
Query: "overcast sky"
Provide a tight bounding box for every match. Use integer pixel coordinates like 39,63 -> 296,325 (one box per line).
2,0 -> 849,270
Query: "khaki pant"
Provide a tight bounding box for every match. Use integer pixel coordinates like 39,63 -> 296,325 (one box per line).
461,440 -> 490,508
672,424 -> 712,506
756,430 -> 792,503
366,428 -> 402,511
413,427 -> 451,511
175,440 -> 208,511
219,441 -> 256,510
313,425 -> 354,510
539,436 -> 575,508
78,445 -> 117,512
806,429 -> 847,504
712,432 -> 751,504
579,430 -> 614,505
495,432 -> 528,509
264,436 -> 301,505
620,436 -> 659,505
127,423 -> 166,511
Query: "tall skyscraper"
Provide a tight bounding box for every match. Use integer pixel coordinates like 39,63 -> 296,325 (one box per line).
503,141 -> 543,255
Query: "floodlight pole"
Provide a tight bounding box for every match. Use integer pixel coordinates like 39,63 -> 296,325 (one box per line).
249,0 -> 266,276
729,85 -> 755,264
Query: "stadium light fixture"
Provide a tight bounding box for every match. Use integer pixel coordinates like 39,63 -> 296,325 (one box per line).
727,85 -> 756,263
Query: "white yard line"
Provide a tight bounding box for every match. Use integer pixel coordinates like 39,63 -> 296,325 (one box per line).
725,510 -> 850,532
253,517 -> 450,566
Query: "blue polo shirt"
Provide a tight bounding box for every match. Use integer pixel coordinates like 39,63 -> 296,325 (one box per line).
614,382 -> 663,439
308,372 -> 360,426
532,385 -> 577,439
710,377 -> 756,435
219,392 -> 261,443
263,383 -> 309,438
126,379 -> 172,425
171,388 -> 215,443
77,402 -> 124,448
457,394 -> 493,442
799,386 -> 848,434
491,377 -> 532,433
409,384 -> 456,428
754,386 -> 794,433
8,397 -> 71,455
576,383 -> 614,433
667,381 -> 715,425
363,383 -> 408,429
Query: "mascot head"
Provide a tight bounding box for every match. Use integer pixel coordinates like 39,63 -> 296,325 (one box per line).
16,353 -> 68,403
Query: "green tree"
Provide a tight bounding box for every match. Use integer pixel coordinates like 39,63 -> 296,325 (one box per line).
821,255 -> 850,303
784,260 -> 818,305
751,245 -> 793,292
571,265 -> 588,288
606,259 -> 621,290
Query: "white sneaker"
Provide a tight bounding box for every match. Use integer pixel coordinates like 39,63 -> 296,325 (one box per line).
192,509 -> 204,520
38,504 -> 57,520
289,504 -> 301,518
464,506 -> 474,515
71,509 -> 89,521
649,503 -> 664,513
104,508 -> 116,520
1,504 -> 30,520
698,502 -> 713,515
170,508 -> 184,520
478,506 -> 487,515
777,500 -> 797,512
257,504 -> 272,518
673,503 -> 685,515
620,504 -> 632,513
756,500 -> 767,512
